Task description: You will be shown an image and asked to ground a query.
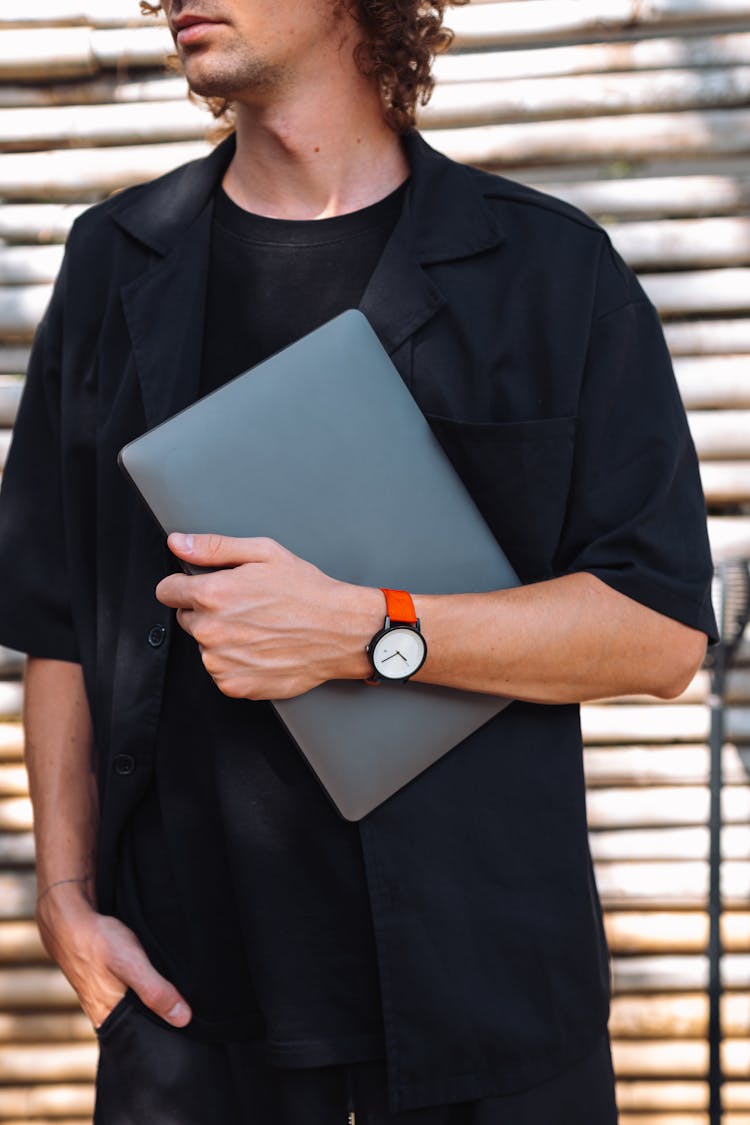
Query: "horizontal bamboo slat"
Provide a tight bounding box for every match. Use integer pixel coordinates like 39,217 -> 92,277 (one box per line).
422,66 -> 750,129
0,1044 -> 96,1084
433,32 -> 750,84
0,27 -> 171,81
0,1084 -> 94,1119
0,2 -> 163,29
584,744 -> 750,787
0,921 -> 47,963
0,1013 -> 93,1043
609,217 -> 750,270
616,1081 -> 707,1111
425,107 -> 750,169
665,321 -> 750,356
450,0 -> 750,48
0,139 -> 211,202
540,170 -> 750,220
0,100 -> 210,153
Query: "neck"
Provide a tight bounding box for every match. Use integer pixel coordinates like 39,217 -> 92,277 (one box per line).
222,68 -> 409,220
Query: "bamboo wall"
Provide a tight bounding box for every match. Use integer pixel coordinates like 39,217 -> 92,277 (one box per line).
1,1 -> 750,1122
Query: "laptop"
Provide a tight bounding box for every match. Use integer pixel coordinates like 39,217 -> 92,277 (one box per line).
119,310 -> 519,820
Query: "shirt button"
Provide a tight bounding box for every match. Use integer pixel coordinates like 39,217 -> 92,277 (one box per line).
113,753 -> 136,776
147,623 -> 166,648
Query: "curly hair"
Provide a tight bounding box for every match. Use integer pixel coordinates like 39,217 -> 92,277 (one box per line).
140,1 -> 467,134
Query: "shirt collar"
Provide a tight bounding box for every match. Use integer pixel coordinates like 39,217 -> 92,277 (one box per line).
110,128 -> 505,264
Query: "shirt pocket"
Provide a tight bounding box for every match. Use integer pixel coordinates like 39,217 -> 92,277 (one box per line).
423,413 -> 578,583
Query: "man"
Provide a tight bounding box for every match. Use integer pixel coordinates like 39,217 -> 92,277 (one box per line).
0,0 -> 716,1121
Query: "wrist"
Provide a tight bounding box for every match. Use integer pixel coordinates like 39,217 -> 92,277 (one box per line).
336,583 -> 384,680
36,873 -> 96,913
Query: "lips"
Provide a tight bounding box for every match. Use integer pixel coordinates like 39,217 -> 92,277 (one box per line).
171,13 -> 224,45
172,13 -> 215,30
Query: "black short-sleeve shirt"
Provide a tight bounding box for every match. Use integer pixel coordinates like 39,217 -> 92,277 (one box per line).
0,130 -> 717,1114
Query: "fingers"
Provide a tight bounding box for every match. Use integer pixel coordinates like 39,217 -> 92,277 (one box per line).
100,918 -> 192,1028
167,532 -> 282,567
156,535 -> 282,609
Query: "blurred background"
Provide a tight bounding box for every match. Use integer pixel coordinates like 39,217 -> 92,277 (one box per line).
1,1 -> 750,1122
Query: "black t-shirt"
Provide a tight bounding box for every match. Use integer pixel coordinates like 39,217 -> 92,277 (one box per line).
114,178 -> 408,1066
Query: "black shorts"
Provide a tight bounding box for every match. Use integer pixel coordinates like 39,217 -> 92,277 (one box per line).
93,989 -> 618,1124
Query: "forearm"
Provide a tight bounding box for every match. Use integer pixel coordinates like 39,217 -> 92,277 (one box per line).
341,571 -> 707,704
409,572 -> 707,703
24,657 -> 99,908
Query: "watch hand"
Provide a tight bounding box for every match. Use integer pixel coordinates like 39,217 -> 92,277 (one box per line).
382,652 -> 400,663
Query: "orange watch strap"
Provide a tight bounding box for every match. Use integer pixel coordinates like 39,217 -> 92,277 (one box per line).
381,588 -> 417,625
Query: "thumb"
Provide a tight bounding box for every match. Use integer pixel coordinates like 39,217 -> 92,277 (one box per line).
123,953 -> 192,1027
168,531 -> 272,567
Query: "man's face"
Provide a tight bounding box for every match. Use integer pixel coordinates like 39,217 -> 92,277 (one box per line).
161,0 -> 349,101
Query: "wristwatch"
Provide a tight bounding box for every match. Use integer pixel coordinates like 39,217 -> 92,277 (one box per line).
366,588 -> 427,684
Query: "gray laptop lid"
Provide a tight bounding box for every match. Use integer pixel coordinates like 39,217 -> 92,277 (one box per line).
119,310 -> 519,820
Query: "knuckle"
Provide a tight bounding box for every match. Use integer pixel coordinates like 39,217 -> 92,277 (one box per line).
257,536 -> 280,557
204,534 -> 224,557
137,982 -> 165,1011
193,617 -> 219,648
194,575 -> 223,612
219,677 -> 245,700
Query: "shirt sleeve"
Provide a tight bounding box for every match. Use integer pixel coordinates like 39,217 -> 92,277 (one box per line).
0,246 -> 81,662
554,240 -> 719,644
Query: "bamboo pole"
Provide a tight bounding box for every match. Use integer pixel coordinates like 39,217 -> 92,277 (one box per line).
613,1039 -> 708,1076
0,833 -> 34,866
0,725 -> 23,763
0,380 -> 24,428
0,921 -> 47,963
0,247 -> 63,286
0,140 -> 210,202
449,0 -> 750,48
613,956 -> 709,992
675,357 -> 750,409
536,172 -> 750,221
708,516 -> 750,563
616,1081 -> 707,1110
665,321 -> 750,356
0,100 -> 210,152
618,1115 -> 708,1125
700,463 -> 750,506
642,271 -> 750,318
0,73 -> 185,109
0,1085 -> 94,1118
612,994 -> 708,1037
611,993 -> 750,1038
424,108 -> 750,170
0,1043 -> 96,1083
609,218 -> 750,270
0,967 -> 78,1008
686,410 -> 750,459
584,745 -> 750,788
604,913 -> 710,953
433,32 -> 750,84
0,26 -> 172,80
0,2 -> 164,28
421,66 -> 750,129
0,349 -> 30,375
0,799 -> 33,833
0,206 -> 86,244
0,1011 -> 93,1042
0,765 -> 27,801
0,286 -> 52,341
0,873 -> 36,920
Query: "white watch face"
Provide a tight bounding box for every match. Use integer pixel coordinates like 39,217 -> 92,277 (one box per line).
372,627 -> 426,679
